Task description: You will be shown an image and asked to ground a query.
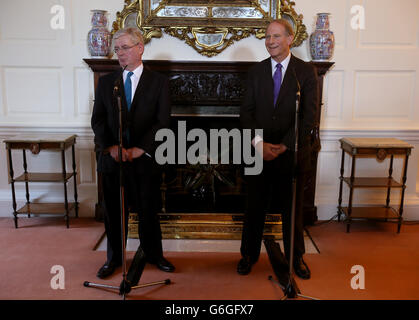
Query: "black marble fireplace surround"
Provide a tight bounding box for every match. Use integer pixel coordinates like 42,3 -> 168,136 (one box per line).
84,59 -> 333,228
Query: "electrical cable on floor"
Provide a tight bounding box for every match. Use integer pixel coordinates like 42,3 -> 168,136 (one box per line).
310,213 -> 339,227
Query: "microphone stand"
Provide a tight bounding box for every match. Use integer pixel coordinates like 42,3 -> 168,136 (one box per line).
266,68 -> 318,300
84,66 -> 170,299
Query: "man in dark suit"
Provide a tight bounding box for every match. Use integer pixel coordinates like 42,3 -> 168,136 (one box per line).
91,27 -> 174,279
238,19 -> 319,279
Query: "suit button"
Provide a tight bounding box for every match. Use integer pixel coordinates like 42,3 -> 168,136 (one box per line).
272,116 -> 276,120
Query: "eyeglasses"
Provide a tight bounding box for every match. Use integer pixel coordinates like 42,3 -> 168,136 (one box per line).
113,42 -> 139,54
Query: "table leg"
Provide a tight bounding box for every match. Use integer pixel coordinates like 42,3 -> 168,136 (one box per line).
61,150 -> 69,228
347,155 -> 356,233
384,155 -> 394,222
7,148 -> 18,228
398,154 -> 409,233
71,145 -> 79,218
338,149 -> 345,222
22,149 -> 31,218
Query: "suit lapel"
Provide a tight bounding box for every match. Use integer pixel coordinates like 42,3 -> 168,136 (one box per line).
275,54 -> 296,107
115,71 -> 131,129
261,58 -> 275,109
130,67 -> 149,114
110,70 -> 129,112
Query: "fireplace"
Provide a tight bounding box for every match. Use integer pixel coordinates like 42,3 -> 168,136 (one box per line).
84,59 -> 333,239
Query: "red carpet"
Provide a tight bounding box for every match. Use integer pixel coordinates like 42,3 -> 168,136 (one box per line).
0,217 -> 418,300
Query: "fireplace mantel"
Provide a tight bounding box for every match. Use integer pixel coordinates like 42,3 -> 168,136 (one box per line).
84,58 -> 333,238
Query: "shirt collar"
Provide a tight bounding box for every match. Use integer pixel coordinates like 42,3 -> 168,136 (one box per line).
123,63 -> 143,79
271,53 -> 291,73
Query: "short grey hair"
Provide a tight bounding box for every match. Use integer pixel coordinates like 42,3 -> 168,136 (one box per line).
113,27 -> 144,45
268,19 -> 295,37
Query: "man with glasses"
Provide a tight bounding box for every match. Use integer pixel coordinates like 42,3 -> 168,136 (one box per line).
91,27 -> 174,279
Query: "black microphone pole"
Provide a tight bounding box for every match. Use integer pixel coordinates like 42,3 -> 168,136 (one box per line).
285,68 -> 301,297
285,68 -> 318,300
115,65 -> 130,298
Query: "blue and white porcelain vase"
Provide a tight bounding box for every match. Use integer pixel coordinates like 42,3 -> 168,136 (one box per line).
309,13 -> 335,61
87,10 -> 111,58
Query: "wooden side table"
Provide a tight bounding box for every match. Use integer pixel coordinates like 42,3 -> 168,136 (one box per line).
337,138 -> 413,233
4,134 -> 79,228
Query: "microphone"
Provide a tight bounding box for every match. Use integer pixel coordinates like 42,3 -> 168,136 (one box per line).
113,65 -> 128,94
292,68 -> 301,99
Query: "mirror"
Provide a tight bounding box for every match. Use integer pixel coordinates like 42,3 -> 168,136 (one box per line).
112,0 -> 308,57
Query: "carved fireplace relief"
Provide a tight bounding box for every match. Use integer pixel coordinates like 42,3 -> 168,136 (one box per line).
112,0 -> 308,56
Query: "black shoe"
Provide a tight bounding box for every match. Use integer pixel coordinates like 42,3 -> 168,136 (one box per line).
237,256 -> 254,275
149,256 -> 175,273
293,256 -> 311,280
96,261 -> 121,279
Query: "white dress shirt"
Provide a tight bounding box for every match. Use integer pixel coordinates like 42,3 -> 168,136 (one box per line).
123,63 -> 143,103
270,53 -> 291,80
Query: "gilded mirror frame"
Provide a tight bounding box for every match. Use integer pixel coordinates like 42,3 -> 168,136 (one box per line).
112,0 -> 307,57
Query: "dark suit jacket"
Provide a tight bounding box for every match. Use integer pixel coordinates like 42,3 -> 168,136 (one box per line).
240,54 -> 319,173
91,67 -> 171,173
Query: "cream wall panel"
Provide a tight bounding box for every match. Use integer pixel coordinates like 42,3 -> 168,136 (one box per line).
347,156 -> 404,179
4,67 -> 62,115
0,67 -> 4,116
323,70 -> 345,121
353,71 -> 415,120
78,150 -> 95,184
11,150 -> 74,174
74,67 -> 93,116
0,144 -> 9,191
0,0 -> 63,42
317,151 -> 341,186
406,145 -> 419,195
360,0 -> 419,47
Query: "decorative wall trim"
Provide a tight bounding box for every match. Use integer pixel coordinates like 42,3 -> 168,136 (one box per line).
0,127 -> 418,219
2,126 -> 419,139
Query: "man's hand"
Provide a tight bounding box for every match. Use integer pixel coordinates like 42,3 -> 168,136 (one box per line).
255,141 -> 287,161
126,147 -> 145,162
107,145 -> 128,162
271,143 -> 287,157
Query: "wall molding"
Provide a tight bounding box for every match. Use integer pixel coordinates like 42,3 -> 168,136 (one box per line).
1,125 -> 419,136
0,126 -> 418,219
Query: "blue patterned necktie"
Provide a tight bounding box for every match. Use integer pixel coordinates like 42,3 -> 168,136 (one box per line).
124,71 -> 134,111
124,71 -> 134,144
273,63 -> 282,107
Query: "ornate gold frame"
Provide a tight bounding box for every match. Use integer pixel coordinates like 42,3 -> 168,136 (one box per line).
112,0 -> 307,57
